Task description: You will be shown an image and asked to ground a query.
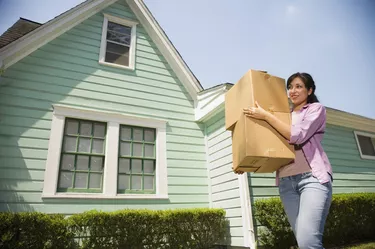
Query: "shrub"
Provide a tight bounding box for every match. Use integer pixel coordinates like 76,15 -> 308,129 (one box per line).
0,208 -> 228,249
0,212 -> 77,249
254,193 -> 375,249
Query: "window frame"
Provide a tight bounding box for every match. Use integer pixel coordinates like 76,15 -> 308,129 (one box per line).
57,118 -> 107,193
354,131 -> 375,160
99,13 -> 138,70
42,104 -> 168,199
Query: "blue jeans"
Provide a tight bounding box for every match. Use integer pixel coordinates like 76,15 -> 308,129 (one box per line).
278,172 -> 332,249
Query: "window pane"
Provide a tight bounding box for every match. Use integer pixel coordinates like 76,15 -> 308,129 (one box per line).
131,175 -> 142,190
64,137 -> 77,152
74,173 -> 88,188
121,127 -> 132,140
78,138 -> 91,153
105,52 -> 129,66
58,172 -> 73,189
133,128 -> 143,141
106,42 -> 130,55
80,122 -> 92,136
132,159 -> 142,173
144,144 -> 155,158
119,158 -> 130,173
358,135 -> 375,156
65,120 -> 79,135
133,143 -> 142,157
144,175 -> 154,190
118,175 -> 130,190
76,155 -> 89,170
94,123 -> 106,138
144,160 -> 154,174
107,30 -> 131,45
91,156 -> 103,171
144,129 -> 155,142
89,173 -> 102,189
120,142 -> 131,156
61,154 -> 75,170
108,22 -> 131,35
92,139 -> 104,154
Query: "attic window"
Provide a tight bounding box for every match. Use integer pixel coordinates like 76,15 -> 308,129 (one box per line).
99,14 -> 137,70
354,131 -> 375,160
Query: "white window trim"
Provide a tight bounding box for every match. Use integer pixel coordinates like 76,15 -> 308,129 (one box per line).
99,13 -> 138,71
42,104 -> 168,199
353,131 -> 375,160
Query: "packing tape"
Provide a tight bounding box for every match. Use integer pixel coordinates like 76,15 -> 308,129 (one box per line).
268,106 -> 275,114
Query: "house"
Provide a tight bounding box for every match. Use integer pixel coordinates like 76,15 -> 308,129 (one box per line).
0,1 -> 374,248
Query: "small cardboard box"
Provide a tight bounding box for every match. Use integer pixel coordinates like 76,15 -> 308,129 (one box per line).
225,69 -> 290,131
231,112 -> 295,173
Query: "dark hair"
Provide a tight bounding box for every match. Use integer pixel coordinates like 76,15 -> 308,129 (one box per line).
287,72 -> 319,103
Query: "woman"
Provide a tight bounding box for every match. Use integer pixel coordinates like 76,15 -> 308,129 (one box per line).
239,72 -> 333,249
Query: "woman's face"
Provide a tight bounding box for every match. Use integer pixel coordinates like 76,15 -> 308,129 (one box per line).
288,77 -> 312,106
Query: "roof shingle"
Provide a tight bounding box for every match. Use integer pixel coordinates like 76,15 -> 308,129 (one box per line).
0,18 -> 42,49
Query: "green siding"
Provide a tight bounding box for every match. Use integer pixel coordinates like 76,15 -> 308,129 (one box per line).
206,111 -> 245,247
0,1 -> 209,213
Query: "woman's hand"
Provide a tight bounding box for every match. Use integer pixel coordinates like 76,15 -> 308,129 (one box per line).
243,101 -> 270,121
244,100 -> 292,141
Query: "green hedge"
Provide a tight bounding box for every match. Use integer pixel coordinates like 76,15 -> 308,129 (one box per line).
0,212 -> 77,249
254,193 -> 375,249
0,208 -> 228,249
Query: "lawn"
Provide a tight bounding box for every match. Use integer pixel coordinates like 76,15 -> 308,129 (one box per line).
330,242 -> 375,249
346,243 -> 375,249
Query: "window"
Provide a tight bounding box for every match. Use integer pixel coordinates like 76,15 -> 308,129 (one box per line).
354,131 -> 375,160
99,13 -> 137,70
57,119 -> 106,193
118,126 -> 156,194
42,105 -> 167,199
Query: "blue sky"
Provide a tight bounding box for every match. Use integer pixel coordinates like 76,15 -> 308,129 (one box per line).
0,0 -> 374,118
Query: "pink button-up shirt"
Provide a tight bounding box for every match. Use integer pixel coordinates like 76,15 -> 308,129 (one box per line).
276,102 -> 333,185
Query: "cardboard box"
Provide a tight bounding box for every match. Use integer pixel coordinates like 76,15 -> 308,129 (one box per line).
231,112 -> 295,173
225,69 -> 290,131
226,69 -> 294,173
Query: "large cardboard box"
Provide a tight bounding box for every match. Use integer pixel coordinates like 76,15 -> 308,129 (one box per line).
226,69 -> 294,173
225,69 -> 290,131
231,112 -> 295,173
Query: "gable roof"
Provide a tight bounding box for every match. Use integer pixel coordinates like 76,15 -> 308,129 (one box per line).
0,0 -> 203,101
0,18 -> 41,49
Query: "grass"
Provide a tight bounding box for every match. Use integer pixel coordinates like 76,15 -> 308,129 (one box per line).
330,242 -> 375,249
346,242 -> 375,249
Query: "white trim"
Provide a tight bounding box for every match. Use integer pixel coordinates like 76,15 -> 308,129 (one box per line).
238,173 -> 256,249
353,131 -> 375,160
103,121 -> 120,196
0,0 -> 117,68
195,85 -> 228,122
104,13 -> 138,27
99,13 -> 138,71
42,114 -> 66,196
42,194 -> 169,200
42,104 -> 168,199
52,104 -> 167,129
